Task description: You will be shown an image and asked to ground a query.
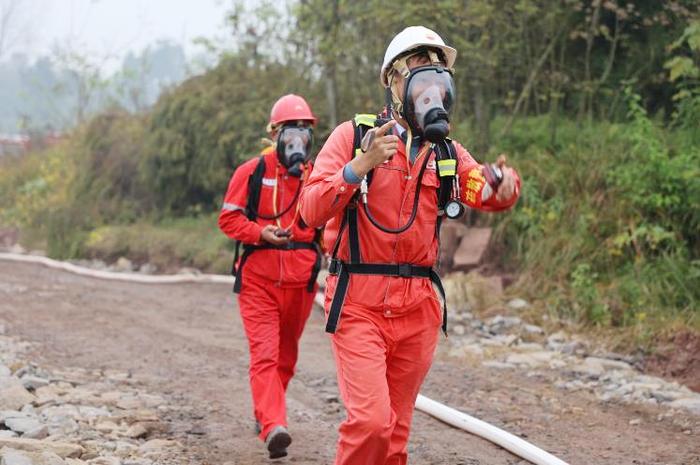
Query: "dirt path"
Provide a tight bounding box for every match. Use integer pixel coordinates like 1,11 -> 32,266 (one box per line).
0,261 -> 698,465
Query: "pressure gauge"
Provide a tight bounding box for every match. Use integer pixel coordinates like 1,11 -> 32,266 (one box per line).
444,200 -> 465,219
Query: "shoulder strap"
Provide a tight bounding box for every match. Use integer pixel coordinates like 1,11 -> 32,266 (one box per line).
435,140 -> 458,211
245,156 -> 267,221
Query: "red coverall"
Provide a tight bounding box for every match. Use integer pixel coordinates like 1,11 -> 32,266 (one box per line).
300,121 -> 520,465
218,148 -> 318,441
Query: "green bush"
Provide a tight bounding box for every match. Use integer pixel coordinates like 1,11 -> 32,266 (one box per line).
490,95 -> 699,337
83,215 -> 234,274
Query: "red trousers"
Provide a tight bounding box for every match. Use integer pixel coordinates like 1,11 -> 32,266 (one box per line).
238,274 -> 316,440
329,299 -> 442,465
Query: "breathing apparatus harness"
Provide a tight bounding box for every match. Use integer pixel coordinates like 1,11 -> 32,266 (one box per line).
231,153 -> 322,295
325,49 -> 467,335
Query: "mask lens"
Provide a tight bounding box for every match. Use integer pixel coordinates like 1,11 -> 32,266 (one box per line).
276,126 -> 314,176
281,127 -> 311,146
403,67 -> 455,142
407,68 -> 454,116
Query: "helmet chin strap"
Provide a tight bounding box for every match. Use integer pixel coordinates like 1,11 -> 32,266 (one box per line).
388,74 -> 404,117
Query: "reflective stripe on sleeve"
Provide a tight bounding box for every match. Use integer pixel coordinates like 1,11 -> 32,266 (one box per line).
222,202 -> 246,212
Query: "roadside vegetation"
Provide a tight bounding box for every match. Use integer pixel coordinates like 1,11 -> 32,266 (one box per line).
1,1 -> 698,347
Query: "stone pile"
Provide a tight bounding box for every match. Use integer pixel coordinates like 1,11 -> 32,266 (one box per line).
0,323 -> 181,465
443,297 -> 700,418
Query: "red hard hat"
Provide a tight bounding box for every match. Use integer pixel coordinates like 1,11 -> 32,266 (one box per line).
269,94 -> 317,127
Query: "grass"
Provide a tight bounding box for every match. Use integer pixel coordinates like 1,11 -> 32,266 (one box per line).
82,215 -> 235,274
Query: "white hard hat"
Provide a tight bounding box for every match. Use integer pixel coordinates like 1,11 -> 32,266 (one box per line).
381,26 -> 457,87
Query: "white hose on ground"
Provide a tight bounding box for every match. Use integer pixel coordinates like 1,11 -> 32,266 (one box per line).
1,252 -> 569,465
415,395 -> 569,465
0,252 -> 234,285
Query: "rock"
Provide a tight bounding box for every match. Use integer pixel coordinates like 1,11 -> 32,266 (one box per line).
4,417 -> 42,434
487,315 -> 522,334
0,448 -> 33,465
451,325 -> 465,336
98,393 -> 121,407
570,358 -> 605,379
185,425 -> 206,436
124,424 -> 147,439
86,458 -> 120,465
462,343 -> 484,357
0,378 -> 35,411
559,340 -> 587,355
0,433 -> 17,439
0,366 -> 10,377
136,395 -> 164,409
481,334 -> 518,347
137,263 -> 157,275
0,447 -> 65,465
113,442 -> 137,458
506,351 -> 555,368
507,298 -> 530,310
138,439 -> 177,455
669,397 -> 700,415
585,357 -> 632,372
95,422 -> 118,433
438,222 -> 468,271
651,390 -> 685,403
19,377 -> 49,392
629,418 -> 642,425
76,408 -> 109,420
113,258 -> 133,272
0,438 -> 84,459
452,228 -> 492,271
103,371 -> 130,382
33,387 -> 58,407
548,331 -> 567,342
11,367 -> 31,380
516,342 -> 545,351
21,425 -> 48,440
0,411 -> 28,422
65,389 -> 100,405
522,324 -> 543,335
45,416 -> 79,437
482,361 -> 515,369
40,405 -> 80,420
115,398 -> 142,411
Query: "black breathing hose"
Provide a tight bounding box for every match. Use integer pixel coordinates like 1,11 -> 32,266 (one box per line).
361,151 -> 431,234
248,177 -> 303,221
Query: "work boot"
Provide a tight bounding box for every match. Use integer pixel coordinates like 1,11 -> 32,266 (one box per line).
265,425 -> 292,459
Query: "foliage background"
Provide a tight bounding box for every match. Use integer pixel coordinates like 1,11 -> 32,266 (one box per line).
1,0 -> 698,345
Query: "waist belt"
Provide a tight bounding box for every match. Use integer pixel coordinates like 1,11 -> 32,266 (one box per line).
232,241 -> 322,294
326,258 -> 447,335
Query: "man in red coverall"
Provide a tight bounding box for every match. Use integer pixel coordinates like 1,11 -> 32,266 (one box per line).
300,26 -> 521,465
218,94 -> 322,459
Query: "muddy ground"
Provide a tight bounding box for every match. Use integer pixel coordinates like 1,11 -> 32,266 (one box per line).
0,261 -> 698,465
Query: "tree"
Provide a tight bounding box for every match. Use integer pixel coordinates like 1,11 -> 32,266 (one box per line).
0,0 -> 27,60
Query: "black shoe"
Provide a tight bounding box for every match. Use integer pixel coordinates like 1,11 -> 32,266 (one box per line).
265,425 -> 292,459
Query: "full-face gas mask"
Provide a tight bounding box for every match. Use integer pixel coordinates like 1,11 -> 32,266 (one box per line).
276,125 -> 313,177
402,66 -> 455,143
388,49 -> 456,144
